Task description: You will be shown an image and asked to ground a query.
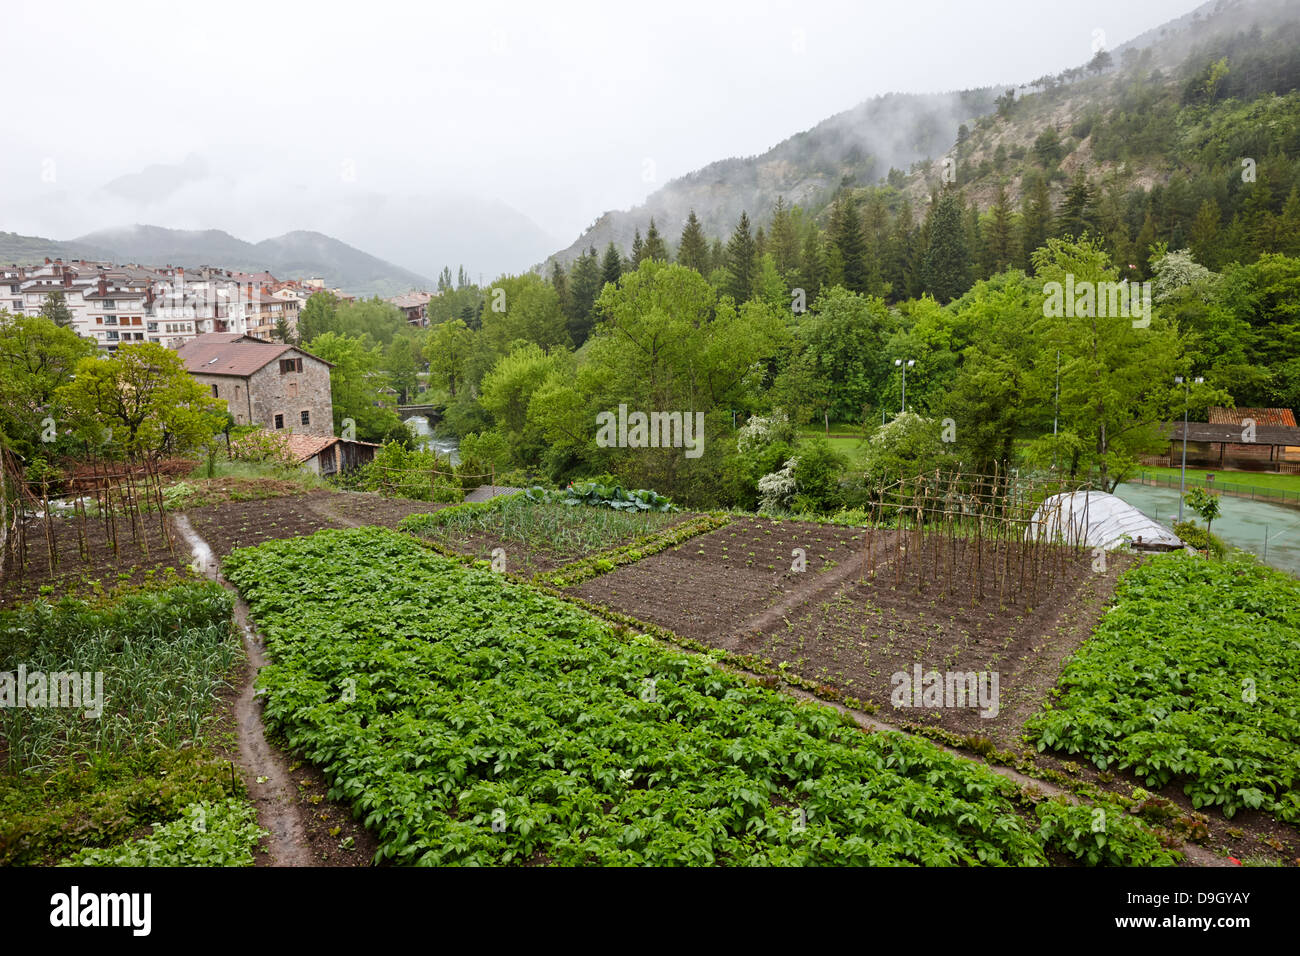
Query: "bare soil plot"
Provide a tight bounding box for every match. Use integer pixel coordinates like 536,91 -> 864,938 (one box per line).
571,516 -> 870,641
185,492 -> 344,559
309,492 -> 448,528
739,541 -> 1124,745
1,514 -> 188,608
185,491 -> 448,559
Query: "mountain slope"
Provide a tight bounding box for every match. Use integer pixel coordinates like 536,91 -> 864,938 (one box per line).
547,0 -> 1298,266
547,88 -> 998,268
55,225 -> 434,297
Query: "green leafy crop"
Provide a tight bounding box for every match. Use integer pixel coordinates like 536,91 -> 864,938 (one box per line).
225,527 -> 1174,866
1028,553 -> 1300,822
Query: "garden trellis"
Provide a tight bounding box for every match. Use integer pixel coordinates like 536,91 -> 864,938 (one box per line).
857,464 -> 1096,607
0,448 -> 174,584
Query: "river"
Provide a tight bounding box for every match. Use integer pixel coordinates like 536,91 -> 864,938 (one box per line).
403,415 -> 460,464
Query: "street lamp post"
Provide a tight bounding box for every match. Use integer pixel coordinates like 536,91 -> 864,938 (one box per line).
894,359 -> 915,413
1175,374 -> 1204,521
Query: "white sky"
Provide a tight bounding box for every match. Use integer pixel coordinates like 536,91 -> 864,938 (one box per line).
4,0 -> 1204,272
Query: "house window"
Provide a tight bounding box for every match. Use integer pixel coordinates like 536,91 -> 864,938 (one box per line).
279,357 -> 303,374
301,410 -> 310,426
103,300 -> 115,310
274,414 -> 284,429
211,384 -> 219,398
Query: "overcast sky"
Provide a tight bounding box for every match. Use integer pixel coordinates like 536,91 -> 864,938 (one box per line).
5,0 -> 1204,272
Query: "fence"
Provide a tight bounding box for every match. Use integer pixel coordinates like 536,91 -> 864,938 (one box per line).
1130,471 -> 1300,507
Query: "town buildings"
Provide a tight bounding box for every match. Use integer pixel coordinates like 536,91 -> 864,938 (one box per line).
0,257 -> 318,350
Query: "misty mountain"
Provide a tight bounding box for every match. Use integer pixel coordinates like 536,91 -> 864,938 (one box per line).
11,224 -> 437,298
547,0 -> 1296,267
0,232 -> 118,267
317,193 -> 561,286
547,89 -> 999,269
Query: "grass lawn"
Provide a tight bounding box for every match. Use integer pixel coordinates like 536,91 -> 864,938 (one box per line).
796,424 -> 864,460
1128,465 -> 1300,496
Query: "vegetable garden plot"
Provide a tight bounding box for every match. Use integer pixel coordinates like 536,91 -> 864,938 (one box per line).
401,495 -> 691,578
184,492 -> 346,559
735,539 -> 1109,743
223,526 -> 1175,866
0,582 -> 259,866
1027,553 -> 1300,825
570,516 -> 867,642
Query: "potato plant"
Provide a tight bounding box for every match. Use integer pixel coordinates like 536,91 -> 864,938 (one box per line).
225,527 -> 1174,866
1028,553 -> 1300,822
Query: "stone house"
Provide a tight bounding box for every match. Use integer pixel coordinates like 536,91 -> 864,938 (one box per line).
177,333 -> 334,437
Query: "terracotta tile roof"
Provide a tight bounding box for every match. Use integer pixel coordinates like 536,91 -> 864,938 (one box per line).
283,433 -> 378,463
387,291 -> 433,309
1208,406 -> 1298,428
285,433 -> 338,462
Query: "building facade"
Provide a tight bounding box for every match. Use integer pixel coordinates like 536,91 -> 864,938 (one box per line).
178,334 -> 334,437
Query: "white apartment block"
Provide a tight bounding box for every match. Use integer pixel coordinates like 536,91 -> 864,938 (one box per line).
3,258 -> 317,352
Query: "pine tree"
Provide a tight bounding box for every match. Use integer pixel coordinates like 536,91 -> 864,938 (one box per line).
920,188 -> 970,303
861,193 -> 889,296
884,200 -> 917,300
1242,175 -> 1278,255
568,246 -> 602,346
768,196 -> 800,278
677,210 -> 711,275
644,217 -> 669,262
38,290 -> 74,328
1190,199 -> 1223,268
964,202 -> 985,283
755,225 -> 767,261
550,260 -> 569,318
630,229 -> 645,267
831,195 -> 869,293
710,238 -> 725,274
984,184 -> 1016,274
1279,188 -> 1300,257
1056,172 -> 1098,240
723,211 -> 757,302
1020,173 -> 1052,269
800,228 -> 826,303
600,242 -> 624,288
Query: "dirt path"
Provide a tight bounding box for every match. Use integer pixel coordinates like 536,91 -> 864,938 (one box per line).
302,496 -> 363,528
172,513 -> 314,867
729,530 -> 895,649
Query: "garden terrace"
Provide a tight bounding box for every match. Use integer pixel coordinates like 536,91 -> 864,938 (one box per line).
0,582 -> 260,866
223,526 -> 1176,866
570,515 -> 880,643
